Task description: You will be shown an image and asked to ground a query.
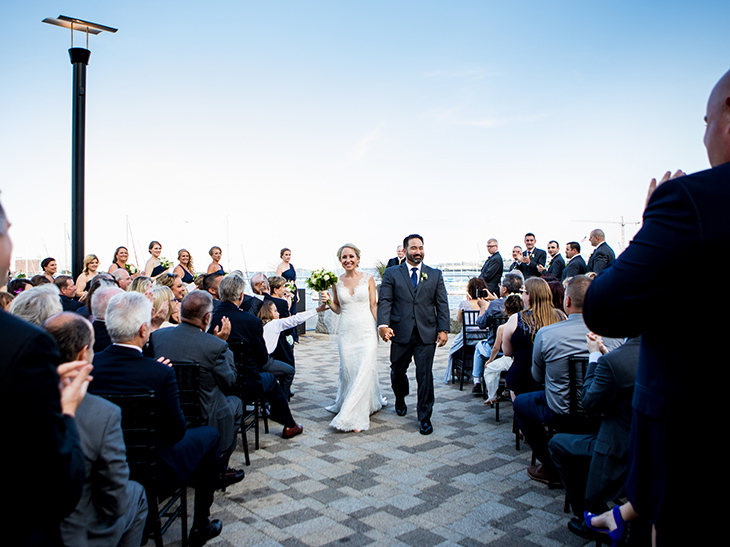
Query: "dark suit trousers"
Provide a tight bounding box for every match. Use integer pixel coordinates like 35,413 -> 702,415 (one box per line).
549,433 -> 607,518
159,426 -> 219,528
263,356 -> 295,398
390,327 -> 436,422
261,372 -> 296,428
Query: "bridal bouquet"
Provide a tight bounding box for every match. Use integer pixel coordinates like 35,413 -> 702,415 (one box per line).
306,269 -> 338,292
285,281 -> 297,294
125,263 -> 138,275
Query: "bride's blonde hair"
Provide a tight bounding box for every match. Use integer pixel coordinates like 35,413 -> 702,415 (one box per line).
337,243 -> 361,260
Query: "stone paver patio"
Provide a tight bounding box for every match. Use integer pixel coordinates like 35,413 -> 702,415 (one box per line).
163,333 -> 596,547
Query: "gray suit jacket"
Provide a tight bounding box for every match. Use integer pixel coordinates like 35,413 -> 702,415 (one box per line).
150,322 -> 240,453
378,263 -> 450,345
587,242 -> 615,274
583,337 -> 640,501
60,394 -> 146,546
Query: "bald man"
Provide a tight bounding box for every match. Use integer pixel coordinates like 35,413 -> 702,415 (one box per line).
584,69 -> 730,543
586,229 -> 615,274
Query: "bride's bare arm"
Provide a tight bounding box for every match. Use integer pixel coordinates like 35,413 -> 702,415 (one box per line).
328,285 -> 341,314
369,276 -> 377,321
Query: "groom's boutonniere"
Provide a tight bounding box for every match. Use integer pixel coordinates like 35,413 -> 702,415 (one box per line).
420,272 -> 428,282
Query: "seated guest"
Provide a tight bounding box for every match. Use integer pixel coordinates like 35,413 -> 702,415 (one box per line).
514,276 -> 620,486
150,291 -> 244,478
561,241 -> 587,282
257,299 -> 327,398
1,200 -> 88,545
128,276 -> 154,302
0,290 -> 14,311
470,273 -> 523,392
156,271 -> 185,301
88,292 -> 228,546
202,271 -> 224,310
31,273 -> 52,286
245,272 -> 269,316
386,245 -> 406,268
9,283 -> 63,325
549,335 -> 640,540
7,277 -> 33,295
75,254 -> 101,299
41,256 -> 58,282
144,240 -> 167,277
174,248 -> 196,283
151,285 -> 177,329
209,273 -> 303,439
55,275 -> 85,312
443,277 -> 487,384
78,274 -> 118,320
44,312 -> 149,547
112,267 -> 132,290
206,246 -> 224,274
482,294 -> 524,404
90,286 -> 124,353
545,276 -> 566,314
257,275 -> 295,367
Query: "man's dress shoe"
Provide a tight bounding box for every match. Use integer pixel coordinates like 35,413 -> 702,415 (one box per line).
395,400 -> 407,416
420,419 -> 433,435
189,519 -> 222,547
282,423 -> 303,439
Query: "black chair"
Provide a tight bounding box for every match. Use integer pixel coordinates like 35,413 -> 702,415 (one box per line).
227,340 -> 269,466
96,391 -> 188,547
172,363 -> 205,428
456,309 -> 489,390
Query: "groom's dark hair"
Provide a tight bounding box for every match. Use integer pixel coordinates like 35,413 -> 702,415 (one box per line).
403,234 -> 424,248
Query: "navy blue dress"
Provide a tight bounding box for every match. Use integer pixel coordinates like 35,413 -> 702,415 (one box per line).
282,264 -> 298,341
178,266 -> 194,283
151,264 -> 167,277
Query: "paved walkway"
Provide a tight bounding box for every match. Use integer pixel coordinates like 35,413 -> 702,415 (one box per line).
167,334 -> 595,547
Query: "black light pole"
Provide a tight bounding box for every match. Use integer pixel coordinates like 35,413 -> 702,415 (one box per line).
43,15 -> 117,278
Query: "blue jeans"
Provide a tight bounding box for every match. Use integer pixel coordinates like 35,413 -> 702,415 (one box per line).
471,341 -> 492,382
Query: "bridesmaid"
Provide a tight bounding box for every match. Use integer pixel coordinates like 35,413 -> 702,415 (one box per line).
145,241 -> 167,277
206,246 -> 224,274
276,248 -> 299,342
108,246 -> 131,274
173,249 -> 196,283
41,257 -> 57,282
75,254 -> 100,299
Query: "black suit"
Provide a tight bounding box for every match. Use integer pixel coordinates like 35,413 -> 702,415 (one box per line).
583,163 -> 730,539
0,310 -> 85,546
586,242 -> 615,274
549,337 -> 639,517
544,253 -> 565,279
377,263 -> 450,422
517,248 -> 546,278
89,345 -> 220,527
60,294 -> 85,312
386,257 -> 405,269
92,320 -> 112,353
479,252 -> 503,295
561,255 -> 587,281
210,302 -> 295,428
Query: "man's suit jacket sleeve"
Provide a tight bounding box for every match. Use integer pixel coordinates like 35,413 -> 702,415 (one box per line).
581,357 -> 618,414
213,345 -> 237,391
584,178 -> 697,337
92,401 -> 132,520
435,269 -> 450,333
589,249 -> 610,274
548,256 -> 565,279
377,268 -> 395,326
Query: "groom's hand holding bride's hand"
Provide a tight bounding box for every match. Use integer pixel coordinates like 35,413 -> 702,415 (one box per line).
379,326 -> 394,342
436,331 -> 448,347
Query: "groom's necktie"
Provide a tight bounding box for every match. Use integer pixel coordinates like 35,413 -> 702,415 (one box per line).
411,267 -> 418,288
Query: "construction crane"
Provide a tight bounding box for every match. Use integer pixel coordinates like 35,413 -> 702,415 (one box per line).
572,216 -> 641,250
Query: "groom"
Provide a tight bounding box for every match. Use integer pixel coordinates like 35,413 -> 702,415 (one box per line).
378,234 -> 450,435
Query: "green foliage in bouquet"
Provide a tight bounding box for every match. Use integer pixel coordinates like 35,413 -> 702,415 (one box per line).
306,268 -> 338,292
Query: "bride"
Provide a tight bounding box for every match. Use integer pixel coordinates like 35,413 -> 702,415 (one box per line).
322,243 -> 386,432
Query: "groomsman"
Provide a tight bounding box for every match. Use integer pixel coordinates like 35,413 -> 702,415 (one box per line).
479,238 -> 503,295
561,242 -> 587,282
586,229 -> 615,274
386,245 -> 406,268
516,233 -> 546,278
539,240 -> 565,279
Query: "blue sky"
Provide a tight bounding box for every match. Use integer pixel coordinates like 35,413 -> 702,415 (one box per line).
1,1 -> 728,274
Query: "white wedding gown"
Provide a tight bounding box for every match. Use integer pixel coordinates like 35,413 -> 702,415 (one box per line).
326,273 -> 386,431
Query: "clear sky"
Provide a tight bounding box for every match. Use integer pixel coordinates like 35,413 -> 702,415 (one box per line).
2,1 -> 728,275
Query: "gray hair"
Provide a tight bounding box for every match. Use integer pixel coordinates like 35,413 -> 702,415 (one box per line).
9,284 -> 63,326
112,268 -> 130,282
106,292 -> 152,343
249,272 -> 268,292
219,273 -> 247,303
91,286 -> 124,320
